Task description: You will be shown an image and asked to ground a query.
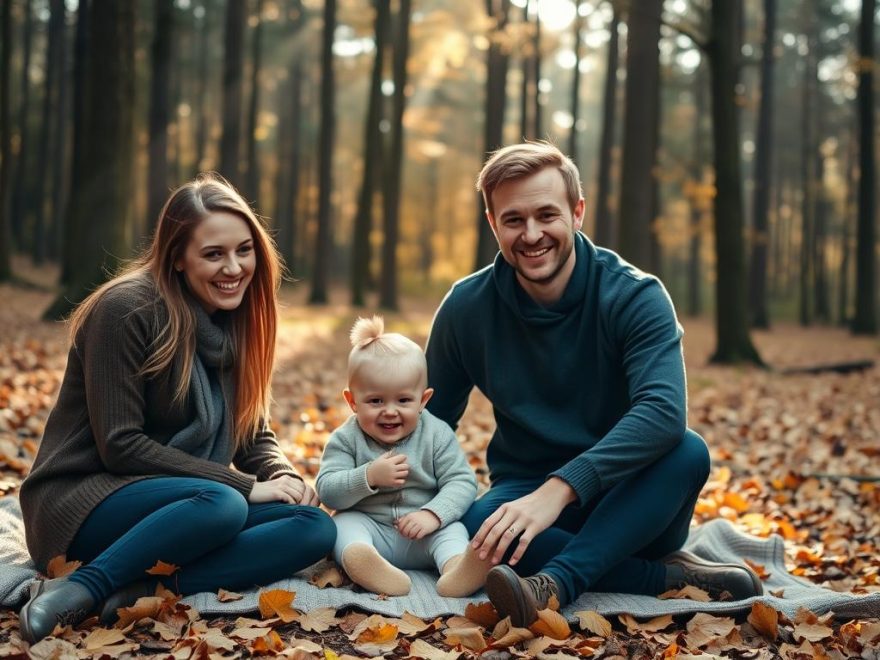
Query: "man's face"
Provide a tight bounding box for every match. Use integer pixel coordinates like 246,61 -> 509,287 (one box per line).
487,167 -> 584,303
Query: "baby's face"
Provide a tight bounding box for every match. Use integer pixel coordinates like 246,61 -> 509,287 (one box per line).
345,367 -> 432,445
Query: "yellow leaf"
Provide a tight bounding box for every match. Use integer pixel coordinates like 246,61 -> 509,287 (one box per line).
257,588 -> 298,623
464,601 -> 500,628
574,610 -> 612,638
356,623 -> 398,644
529,608 -> 570,639
46,555 -> 81,579
748,601 -> 779,640
146,560 -> 180,576
324,651 -> 340,660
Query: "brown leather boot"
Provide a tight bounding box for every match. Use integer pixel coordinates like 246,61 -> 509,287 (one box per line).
663,550 -> 763,600
485,565 -> 558,627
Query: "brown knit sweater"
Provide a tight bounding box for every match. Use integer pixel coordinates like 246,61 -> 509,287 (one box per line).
20,276 -> 298,569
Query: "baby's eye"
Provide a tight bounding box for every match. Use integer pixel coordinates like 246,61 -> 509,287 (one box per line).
367,398 -> 382,405
399,397 -> 413,404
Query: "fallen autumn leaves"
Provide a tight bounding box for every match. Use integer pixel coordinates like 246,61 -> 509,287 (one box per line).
0,284 -> 878,658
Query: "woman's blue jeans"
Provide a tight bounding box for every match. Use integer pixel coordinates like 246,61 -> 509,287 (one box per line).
66,477 -> 336,601
462,429 -> 710,605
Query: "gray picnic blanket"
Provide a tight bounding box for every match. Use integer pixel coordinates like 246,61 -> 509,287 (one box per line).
1,496 -> 877,620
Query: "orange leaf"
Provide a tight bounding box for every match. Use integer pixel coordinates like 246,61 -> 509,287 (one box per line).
528,608 -> 570,640
258,588 -> 298,623
745,559 -> 770,580
146,560 -> 179,576
251,630 -> 284,654
748,602 -> 779,640
464,601 -> 500,628
46,555 -> 81,579
356,623 -> 398,644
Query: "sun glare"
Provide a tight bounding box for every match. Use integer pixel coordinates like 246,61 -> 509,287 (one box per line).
538,0 -> 577,31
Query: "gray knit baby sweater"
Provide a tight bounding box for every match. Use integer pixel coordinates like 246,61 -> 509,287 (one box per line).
315,410 -> 477,527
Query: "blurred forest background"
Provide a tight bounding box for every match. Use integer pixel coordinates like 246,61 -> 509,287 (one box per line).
0,0 -> 877,365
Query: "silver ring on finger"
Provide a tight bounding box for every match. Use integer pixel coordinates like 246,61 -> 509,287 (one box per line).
508,526 -> 517,535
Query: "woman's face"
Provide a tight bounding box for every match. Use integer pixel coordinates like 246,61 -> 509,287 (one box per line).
175,212 -> 256,314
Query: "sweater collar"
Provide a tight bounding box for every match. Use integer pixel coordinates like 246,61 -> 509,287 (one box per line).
493,232 -> 591,323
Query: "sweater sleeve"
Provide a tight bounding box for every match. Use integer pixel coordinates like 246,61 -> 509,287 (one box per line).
233,424 -> 301,482
420,419 -> 478,527
550,278 -> 687,505
82,291 -> 256,496
425,288 -> 473,430
315,424 -> 377,511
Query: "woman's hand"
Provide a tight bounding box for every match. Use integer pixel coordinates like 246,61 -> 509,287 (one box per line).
248,475 -> 320,506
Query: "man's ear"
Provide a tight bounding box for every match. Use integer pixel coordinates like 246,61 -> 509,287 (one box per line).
486,208 -> 501,241
343,389 -> 357,413
420,387 -> 435,409
573,198 -> 585,232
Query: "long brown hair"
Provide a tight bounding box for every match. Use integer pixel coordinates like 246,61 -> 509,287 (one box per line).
69,173 -> 281,446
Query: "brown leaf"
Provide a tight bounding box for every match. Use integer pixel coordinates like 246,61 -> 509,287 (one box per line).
618,613 -> 674,634
250,630 -> 284,654
747,601 -> 779,640
793,621 -> 833,642
407,639 -> 460,660
529,608 -> 571,640
685,613 -> 736,648
82,627 -> 126,651
200,628 -> 236,653
309,562 -> 346,588
26,638 -> 80,660
658,584 -> 711,601
216,588 -> 243,602
45,555 -> 81,579
297,607 -> 340,633
146,560 -> 180,576
115,595 -> 166,628
258,588 -> 298,623
444,626 -> 487,651
464,600 -> 500,628
491,624 -> 534,648
574,610 -> 612,638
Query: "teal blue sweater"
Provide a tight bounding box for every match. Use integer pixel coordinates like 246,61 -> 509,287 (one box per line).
425,233 -> 687,506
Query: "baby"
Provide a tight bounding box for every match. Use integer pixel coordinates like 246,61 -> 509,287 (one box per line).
316,316 -> 489,597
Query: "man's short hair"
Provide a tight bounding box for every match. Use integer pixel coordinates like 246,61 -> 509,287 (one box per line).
477,141 -> 583,217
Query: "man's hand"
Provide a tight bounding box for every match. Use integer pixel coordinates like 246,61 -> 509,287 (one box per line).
472,477 -> 577,566
396,509 -> 441,539
367,451 -> 409,488
249,474 -> 320,506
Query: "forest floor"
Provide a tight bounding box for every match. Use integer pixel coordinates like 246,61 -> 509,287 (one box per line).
0,277 -> 878,659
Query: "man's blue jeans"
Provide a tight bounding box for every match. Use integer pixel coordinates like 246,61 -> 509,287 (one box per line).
462,429 -> 710,604
65,477 -> 336,601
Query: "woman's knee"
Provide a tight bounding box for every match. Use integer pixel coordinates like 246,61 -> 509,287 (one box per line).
276,506 -> 337,561
676,429 -> 711,486
189,481 -> 249,535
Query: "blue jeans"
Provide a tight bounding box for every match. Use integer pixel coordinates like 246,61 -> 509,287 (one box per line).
66,477 -> 336,601
462,429 -> 710,605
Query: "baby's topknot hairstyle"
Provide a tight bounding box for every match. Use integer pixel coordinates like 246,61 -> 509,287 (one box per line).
347,315 -> 428,387
350,315 -> 385,349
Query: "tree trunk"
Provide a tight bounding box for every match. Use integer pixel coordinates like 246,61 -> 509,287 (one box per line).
309,0 -> 336,304
593,7 -> 619,249
568,1 -> 585,164
519,2 -> 532,140
532,0 -> 542,138
193,5 -> 209,173
838,134 -> 856,326
44,0 -> 135,320
799,13 -> 816,327
617,0 -> 662,270
687,63 -> 706,317
219,0 -> 245,184
421,159 -> 438,282
48,5 -> 70,263
351,0 -> 390,305
747,0 -> 775,329
474,0 -> 511,269
852,0 -> 876,334
34,0 -> 66,264
11,0 -> 33,251
147,0 -> 174,228
61,0 -> 90,284
379,0 -> 412,311
0,0 -> 11,281
813,137 -> 830,323
707,0 -> 763,365
244,0 -> 265,203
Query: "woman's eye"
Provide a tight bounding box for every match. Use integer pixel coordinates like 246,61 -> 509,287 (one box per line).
238,245 -> 253,255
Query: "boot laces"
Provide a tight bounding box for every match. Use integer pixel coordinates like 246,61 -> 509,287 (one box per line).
525,573 -> 557,603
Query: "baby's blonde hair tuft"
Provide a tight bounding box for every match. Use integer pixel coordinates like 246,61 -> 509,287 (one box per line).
350,315 -> 385,348
347,315 -> 428,387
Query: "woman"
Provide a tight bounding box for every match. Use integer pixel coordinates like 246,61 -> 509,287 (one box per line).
18,174 -> 336,643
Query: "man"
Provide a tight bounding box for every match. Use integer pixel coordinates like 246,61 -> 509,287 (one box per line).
425,142 -> 761,626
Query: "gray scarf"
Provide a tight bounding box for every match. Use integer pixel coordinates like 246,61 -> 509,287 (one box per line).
165,300 -> 236,463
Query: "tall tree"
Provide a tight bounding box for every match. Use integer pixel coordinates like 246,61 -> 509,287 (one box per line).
351,0 -> 390,305
532,0 -> 542,137
379,0 -> 413,310
617,0 -> 662,270
519,2 -> 534,140
707,0 -> 762,364
474,0 -> 511,269
61,0 -> 90,284
747,0 -> 776,328
45,0 -> 135,320
0,0 -> 11,281
32,0 -> 65,264
48,0 -> 70,262
219,0 -> 246,183
852,0 -> 876,334
11,0 -> 33,251
568,1 -> 585,164
309,0 -> 336,304
799,9 -> 817,327
244,0 -> 265,203
687,63 -> 707,317
593,6 -> 619,249
192,3 -> 210,173
147,0 -> 174,228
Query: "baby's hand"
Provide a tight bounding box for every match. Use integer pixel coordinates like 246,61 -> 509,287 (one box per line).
396,510 -> 441,539
367,451 -> 409,488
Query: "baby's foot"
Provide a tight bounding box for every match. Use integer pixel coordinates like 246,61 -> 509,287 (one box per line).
436,546 -> 492,597
341,543 -> 411,596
